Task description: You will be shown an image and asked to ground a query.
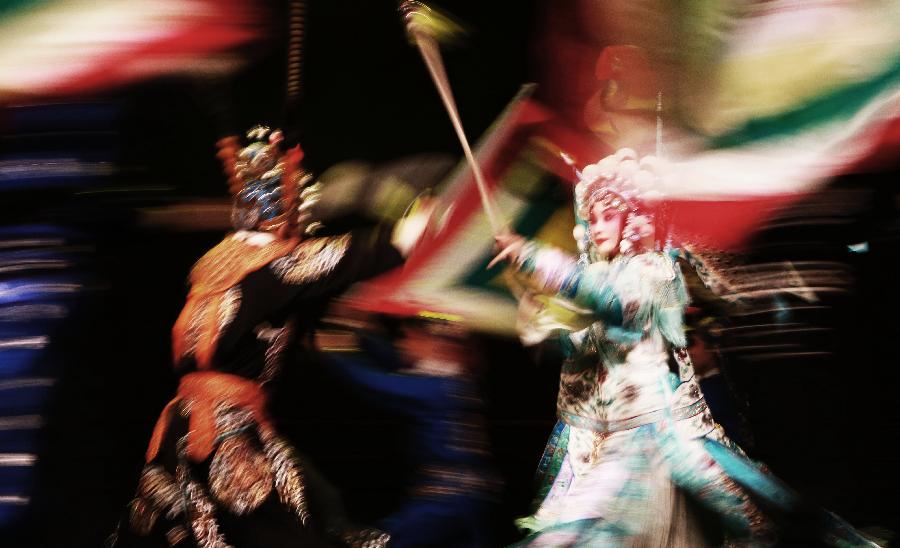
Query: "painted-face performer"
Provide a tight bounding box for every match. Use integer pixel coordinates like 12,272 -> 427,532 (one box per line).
492,148 -> 877,546
109,126 -> 430,548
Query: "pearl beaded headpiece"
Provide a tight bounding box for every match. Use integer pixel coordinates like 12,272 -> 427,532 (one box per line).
568,147 -> 668,258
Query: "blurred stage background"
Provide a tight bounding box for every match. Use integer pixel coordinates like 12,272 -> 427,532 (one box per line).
1,1 -> 899,546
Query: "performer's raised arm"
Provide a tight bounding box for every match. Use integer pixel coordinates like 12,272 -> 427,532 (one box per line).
501,237 -> 624,326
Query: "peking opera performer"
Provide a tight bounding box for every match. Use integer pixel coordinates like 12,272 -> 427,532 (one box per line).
109,126 -> 431,548
492,147 -> 878,547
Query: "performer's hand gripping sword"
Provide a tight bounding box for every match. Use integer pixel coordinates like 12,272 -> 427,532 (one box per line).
400,1 -> 506,236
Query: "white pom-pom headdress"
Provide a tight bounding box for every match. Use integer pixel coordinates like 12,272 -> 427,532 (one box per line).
566,147 -> 669,258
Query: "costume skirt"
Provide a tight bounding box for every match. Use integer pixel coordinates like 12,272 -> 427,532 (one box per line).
515,420 -> 874,547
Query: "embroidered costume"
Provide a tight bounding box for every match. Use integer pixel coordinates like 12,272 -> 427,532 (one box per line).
110,127 -> 404,548
506,148 -> 876,547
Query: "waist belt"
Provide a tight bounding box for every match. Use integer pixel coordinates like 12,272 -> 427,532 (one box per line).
145,371 -> 270,463
560,397 -> 708,433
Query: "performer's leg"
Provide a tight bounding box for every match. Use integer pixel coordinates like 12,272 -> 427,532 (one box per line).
109,408 -> 196,548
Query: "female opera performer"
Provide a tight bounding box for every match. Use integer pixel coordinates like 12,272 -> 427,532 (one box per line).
492,148 -> 877,547
108,126 -> 430,548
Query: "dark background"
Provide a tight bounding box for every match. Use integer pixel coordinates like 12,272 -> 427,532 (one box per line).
1,1 -> 898,546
